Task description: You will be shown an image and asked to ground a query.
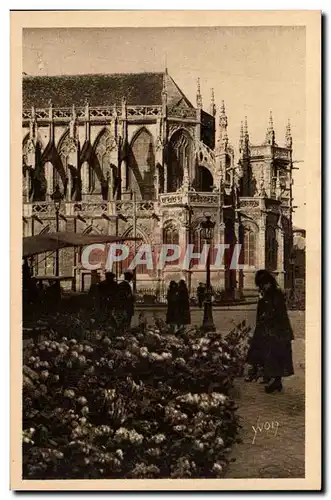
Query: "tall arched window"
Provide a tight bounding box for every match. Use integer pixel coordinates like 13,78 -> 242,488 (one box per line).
190,223 -> 204,267
58,133 -> 78,199
163,223 -> 179,246
167,129 -> 192,192
127,128 -> 155,200
242,224 -> 257,267
192,226 -> 203,254
119,230 -> 149,276
162,223 -> 179,266
58,133 -> 71,177
266,226 -> 278,271
93,128 -> 113,194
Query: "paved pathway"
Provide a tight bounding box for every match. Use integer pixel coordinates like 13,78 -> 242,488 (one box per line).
132,308 -> 305,479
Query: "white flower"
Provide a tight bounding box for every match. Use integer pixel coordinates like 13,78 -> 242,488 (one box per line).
174,425 -> 186,432
175,357 -> 186,366
153,433 -> 166,444
212,462 -> 223,474
215,437 -> 224,447
129,430 -> 144,445
114,427 -> 129,441
115,449 -> 124,460
149,352 -> 161,362
140,347 -> 149,357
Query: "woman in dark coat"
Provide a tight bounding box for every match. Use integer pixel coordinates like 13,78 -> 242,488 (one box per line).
177,279 -> 191,330
166,281 -> 178,332
246,269 -> 294,393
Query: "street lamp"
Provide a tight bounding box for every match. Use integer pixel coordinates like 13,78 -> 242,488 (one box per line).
200,215 -> 216,331
51,184 -> 64,276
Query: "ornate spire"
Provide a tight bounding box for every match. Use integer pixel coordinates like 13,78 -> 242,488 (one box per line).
265,110 -> 275,145
244,116 -> 249,152
219,101 -> 228,130
239,121 -> 244,154
162,73 -> 167,100
285,118 -> 292,148
161,73 -> 167,116
196,77 -> 202,109
210,88 -> 216,117
217,100 -> 228,151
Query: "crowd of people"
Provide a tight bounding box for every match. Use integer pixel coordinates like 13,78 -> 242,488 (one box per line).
89,271 -> 135,328
23,259 -> 62,312
165,280 -> 191,333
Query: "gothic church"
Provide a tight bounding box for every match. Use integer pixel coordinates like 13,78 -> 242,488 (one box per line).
22,70 -> 294,296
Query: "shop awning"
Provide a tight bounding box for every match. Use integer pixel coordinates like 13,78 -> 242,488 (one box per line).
23,232 -> 141,258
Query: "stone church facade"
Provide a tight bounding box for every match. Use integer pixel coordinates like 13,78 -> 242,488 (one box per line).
22,71 -> 294,296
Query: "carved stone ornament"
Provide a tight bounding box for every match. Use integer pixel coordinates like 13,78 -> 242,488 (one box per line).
163,219 -> 180,231
155,135 -> 163,152
25,139 -> 36,168
168,105 -> 197,120
59,134 -> 78,169
239,199 -> 260,209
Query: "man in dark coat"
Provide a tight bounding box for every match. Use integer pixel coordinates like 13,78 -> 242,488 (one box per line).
98,272 -> 118,318
166,281 -> 178,332
246,269 -> 294,393
197,282 -> 206,308
177,279 -> 191,331
117,271 -> 135,328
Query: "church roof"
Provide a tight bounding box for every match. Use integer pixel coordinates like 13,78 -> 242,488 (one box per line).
22,71 -> 194,109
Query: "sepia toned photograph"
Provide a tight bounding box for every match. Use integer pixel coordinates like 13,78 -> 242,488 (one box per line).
11,11 -> 321,491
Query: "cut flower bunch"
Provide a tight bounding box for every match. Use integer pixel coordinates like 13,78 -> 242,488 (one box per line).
23,315 -> 251,479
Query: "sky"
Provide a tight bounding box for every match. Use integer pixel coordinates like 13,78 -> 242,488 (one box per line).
23,26 -> 306,227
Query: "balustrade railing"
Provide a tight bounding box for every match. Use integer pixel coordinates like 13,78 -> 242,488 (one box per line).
167,106 -> 197,120
73,202 -> 108,216
160,191 -> 219,206
24,193 -> 227,219
22,105 -> 163,123
23,199 -> 160,219
25,195 -> 281,220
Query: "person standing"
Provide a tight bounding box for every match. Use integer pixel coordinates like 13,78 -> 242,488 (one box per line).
98,271 -> 118,319
196,282 -> 206,308
177,280 -> 191,331
166,281 -> 178,333
246,269 -> 294,393
117,271 -> 135,328
88,270 -> 101,312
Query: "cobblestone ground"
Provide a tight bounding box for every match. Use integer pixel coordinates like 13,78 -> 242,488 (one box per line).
133,307 -> 305,479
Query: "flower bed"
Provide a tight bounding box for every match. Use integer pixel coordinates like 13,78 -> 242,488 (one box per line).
23,316 -> 251,479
